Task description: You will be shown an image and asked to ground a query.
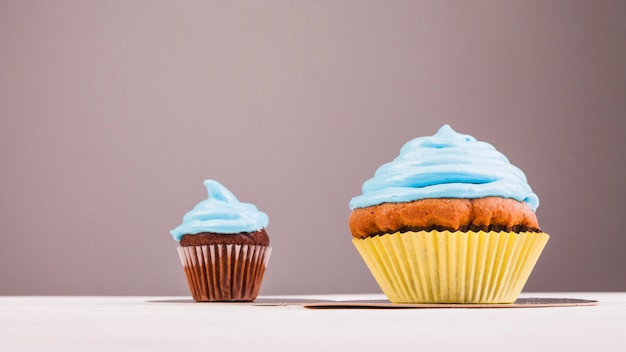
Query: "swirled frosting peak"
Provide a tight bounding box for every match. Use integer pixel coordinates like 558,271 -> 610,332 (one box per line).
170,180 -> 269,241
349,124 -> 539,211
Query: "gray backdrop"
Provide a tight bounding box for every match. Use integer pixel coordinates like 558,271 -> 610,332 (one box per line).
1,0 -> 625,295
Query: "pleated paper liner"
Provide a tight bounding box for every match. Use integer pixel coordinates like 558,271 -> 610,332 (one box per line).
177,244 -> 272,302
353,230 -> 549,304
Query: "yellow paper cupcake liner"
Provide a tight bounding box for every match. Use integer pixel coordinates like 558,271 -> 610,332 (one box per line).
353,230 -> 549,304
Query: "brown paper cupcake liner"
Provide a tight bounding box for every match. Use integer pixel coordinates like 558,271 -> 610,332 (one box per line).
353,230 -> 549,304
177,244 -> 271,302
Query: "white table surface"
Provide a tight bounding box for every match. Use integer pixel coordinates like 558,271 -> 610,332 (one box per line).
1,292 -> 625,352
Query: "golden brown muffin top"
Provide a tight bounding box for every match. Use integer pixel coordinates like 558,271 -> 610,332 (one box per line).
349,197 -> 540,239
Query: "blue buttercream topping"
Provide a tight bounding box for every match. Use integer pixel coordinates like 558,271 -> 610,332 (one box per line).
170,180 -> 269,241
349,124 -> 539,211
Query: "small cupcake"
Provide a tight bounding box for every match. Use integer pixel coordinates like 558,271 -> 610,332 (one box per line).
349,125 -> 549,304
170,180 -> 271,302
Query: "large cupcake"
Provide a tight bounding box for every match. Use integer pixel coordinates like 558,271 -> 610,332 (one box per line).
349,125 -> 549,304
170,180 -> 271,302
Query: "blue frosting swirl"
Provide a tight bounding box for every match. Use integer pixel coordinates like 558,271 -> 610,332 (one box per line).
349,124 -> 539,211
170,180 -> 269,241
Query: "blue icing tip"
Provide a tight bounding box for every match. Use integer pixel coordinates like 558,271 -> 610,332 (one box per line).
203,179 -> 239,203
